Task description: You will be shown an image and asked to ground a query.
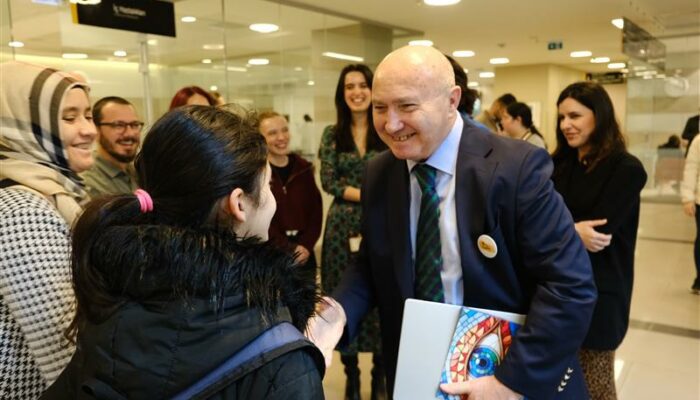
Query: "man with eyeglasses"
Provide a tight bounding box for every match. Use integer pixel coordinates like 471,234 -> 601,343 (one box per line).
81,96 -> 143,197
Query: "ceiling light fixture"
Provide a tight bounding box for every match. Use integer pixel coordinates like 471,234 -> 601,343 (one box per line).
227,66 -> 247,72
322,51 -> 364,62
611,18 -> 624,29
463,68 -> 469,73
249,23 -> 279,33
210,85 -> 218,91
423,0 -> 461,6
203,44 -> 224,50
570,51 -> 592,58
62,53 -> 88,59
608,62 -> 626,69
467,82 -> 479,88
294,66 -> 303,71
8,41 -> 24,48
307,80 -> 315,86
181,16 -> 196,23
452,50 -> 475,58
489,57 -> 509,64
479,71 -> 495,78
248,58 -> 270,65
147,39 -> 158,46
202,58 -> 212,64
69,0 -> 101,4
590,57 -> 610,63
113,50 -> 127,57
409,40 -> 433,47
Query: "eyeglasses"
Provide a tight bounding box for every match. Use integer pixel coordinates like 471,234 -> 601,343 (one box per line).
98,121 -> 145,132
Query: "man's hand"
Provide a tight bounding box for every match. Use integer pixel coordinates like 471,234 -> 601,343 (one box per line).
304,296 -> 346,367
439,376 -> 523,400
683,201 -> 696,217
294,245 -> 310,265
574,219 -> 612,253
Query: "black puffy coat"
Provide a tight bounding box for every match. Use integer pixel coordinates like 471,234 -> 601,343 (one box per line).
41,226 -> 325,399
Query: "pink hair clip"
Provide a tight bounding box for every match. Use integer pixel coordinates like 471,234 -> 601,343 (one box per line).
134,189 -> 154,213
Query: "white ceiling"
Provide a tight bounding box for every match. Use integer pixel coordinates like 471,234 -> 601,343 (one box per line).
2,0 -> 699,79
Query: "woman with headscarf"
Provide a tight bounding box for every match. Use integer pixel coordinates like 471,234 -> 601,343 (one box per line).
0,61 -> 97,398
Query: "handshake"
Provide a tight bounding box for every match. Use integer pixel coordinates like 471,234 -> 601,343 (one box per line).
304,296 -> 347,367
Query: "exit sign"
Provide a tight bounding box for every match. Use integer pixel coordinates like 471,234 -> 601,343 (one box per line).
548,41 -> 563,50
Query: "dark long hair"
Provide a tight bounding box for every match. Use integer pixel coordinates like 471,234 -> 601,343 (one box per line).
67,106 -> 268,340
169,86 -> 217,110
445,54 -> 478,116
552,81 -> 626,171
333,64 -> 386,153
506,102 -> 542,137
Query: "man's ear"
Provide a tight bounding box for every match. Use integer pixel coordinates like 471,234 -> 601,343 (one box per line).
225,188 -> 247,223
449,85 -> 461,111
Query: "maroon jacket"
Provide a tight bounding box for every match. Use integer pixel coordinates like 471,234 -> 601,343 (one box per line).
269,153 -> 323,256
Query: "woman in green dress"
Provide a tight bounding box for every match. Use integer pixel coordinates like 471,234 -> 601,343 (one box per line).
318,64 -> 387,400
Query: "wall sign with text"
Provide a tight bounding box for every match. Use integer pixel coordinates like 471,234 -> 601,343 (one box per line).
71,0 -> 176,37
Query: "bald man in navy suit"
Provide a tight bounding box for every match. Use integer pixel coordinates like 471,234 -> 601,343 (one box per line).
309,45 -> 597,400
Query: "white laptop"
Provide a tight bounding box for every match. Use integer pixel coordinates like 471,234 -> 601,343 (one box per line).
393,299 -> 525,400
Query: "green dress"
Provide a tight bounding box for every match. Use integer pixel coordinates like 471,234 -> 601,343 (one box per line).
318,125 -> 382,354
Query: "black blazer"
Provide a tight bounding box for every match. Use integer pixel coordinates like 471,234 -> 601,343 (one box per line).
335,118 -> 597,400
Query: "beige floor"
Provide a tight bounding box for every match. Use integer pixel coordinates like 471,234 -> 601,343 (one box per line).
321,201 -> 700,399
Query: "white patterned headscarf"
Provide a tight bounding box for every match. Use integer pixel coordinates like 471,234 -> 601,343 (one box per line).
0,61 -> 91,224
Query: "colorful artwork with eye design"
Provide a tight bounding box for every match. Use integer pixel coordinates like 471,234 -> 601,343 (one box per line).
436,308 -> 522,400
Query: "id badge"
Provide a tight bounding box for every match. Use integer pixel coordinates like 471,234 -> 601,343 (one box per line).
349,235 -> 362,253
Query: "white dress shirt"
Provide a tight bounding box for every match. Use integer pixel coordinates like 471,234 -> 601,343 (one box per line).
406,115 -> 464,305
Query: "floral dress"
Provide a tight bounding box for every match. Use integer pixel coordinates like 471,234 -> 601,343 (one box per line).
318,125 -> 382,354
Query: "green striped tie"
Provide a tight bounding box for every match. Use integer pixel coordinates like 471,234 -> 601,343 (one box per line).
413,163 -> 445,302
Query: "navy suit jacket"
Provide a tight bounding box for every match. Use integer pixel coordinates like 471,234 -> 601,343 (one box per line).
334,118 -> 597,399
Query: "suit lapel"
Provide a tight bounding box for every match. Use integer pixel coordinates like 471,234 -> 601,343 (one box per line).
455,119 -> 499,276
386,157 -> 413,299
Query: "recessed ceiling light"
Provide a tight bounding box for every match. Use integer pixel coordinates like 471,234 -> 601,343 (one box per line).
8,41 -> 24,48
62,53 -> 88,59
307,80 -> 315,86
633,66 -> 647,71
69,0 -> 101,4
423,0 -> 461,6
227,66 -> 247,72
479,71 -> 495,78
248,58 -> 270,65
249,23 -> 279,33
590,57 -> 610,63
322,52 -> 364,62
570,51 -> 592,58
490,57 -> 509,64
608,62 -> 626,69
409,40 -> 433,47
181,16 -> 196,23
463,68 -> 469,73
611,18 -> 624,29
203,44 -> 224,50
452,50 -> 475,58
147,39 -> 158,46
294,66 -> 303,71
210,85 -> 218,91
467,82 -> 479,88
202,58 -> 212,64
113,50 -> 127,57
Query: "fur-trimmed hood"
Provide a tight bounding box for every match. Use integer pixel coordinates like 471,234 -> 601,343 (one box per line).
59,225 -> 320,397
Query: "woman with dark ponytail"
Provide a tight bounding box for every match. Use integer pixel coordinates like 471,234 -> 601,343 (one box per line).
42,106 -> 328,399
500,102 -> 547,149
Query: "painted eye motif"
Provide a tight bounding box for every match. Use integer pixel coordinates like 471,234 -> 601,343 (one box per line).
467,332 -> 502,379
